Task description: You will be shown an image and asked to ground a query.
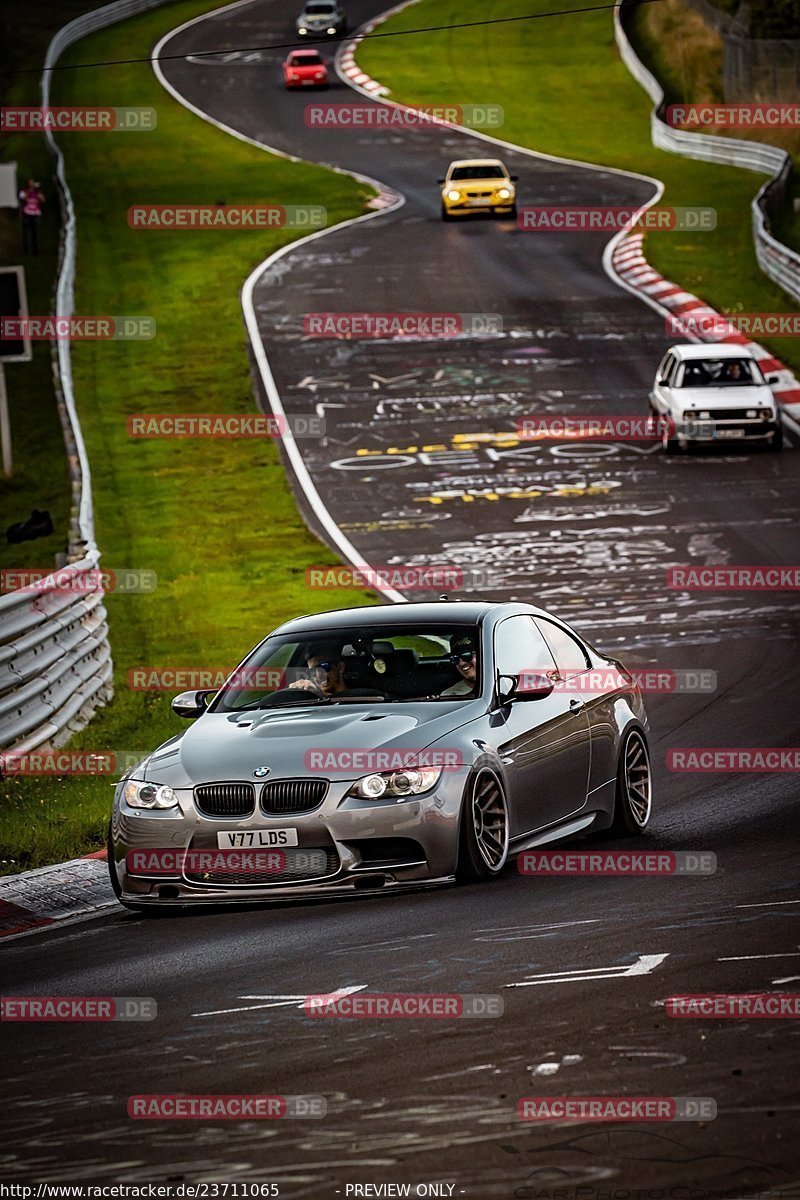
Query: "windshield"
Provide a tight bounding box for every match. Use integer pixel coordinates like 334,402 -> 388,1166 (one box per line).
210,625 -> 482,711
305,3 -> 336,12
290,52 -> 322,63
677,358 -> 763,388
450,165 -> 507,181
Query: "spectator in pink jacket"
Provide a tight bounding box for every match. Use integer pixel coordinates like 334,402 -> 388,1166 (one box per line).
19,179 -> 45,255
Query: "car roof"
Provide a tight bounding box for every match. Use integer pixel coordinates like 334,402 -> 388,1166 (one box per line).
270,600 -> 556,637
669,343 -> 756,361
447,158 -> 506,169
290,49 -> 322,55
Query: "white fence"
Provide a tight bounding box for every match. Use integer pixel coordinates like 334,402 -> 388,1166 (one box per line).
615,0 -> 800,306
1,0 -> 171,752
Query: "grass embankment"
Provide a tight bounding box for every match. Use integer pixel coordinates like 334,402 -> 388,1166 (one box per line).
631,0 -> 800,254
357,0 -> 800,369
1,0 -> 376,872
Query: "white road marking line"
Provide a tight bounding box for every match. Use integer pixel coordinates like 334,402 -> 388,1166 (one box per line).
193,985 -> 367,1017
475,920 -> 600,934
506,953 -> 669,988
773,976 -> 800,984
735,899 -> 800,908
718,952 -> 800,961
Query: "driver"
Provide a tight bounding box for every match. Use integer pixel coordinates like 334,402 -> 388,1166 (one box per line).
288,644 -> 384,698
441,633 -> 479,697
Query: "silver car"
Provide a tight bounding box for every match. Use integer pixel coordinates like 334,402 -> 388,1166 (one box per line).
650,343 -> 782,452
295,0 -> 346,38
109,601 -> 653,909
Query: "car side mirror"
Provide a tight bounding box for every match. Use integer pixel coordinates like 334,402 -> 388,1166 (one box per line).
496,672 -> 554,704
171,690 -> 212,719
514,671 -> 555,700
437,177 -> 445,184
509,174 -> 519,181
767,375 -> 779,384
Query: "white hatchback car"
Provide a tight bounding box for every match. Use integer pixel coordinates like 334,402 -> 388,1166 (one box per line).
650,344 -> 782,452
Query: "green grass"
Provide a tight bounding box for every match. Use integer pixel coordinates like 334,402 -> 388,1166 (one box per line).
357,0 -> 800,371
1,0 -> 378,873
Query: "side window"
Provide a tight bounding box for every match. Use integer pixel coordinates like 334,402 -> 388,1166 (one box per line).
533,618 -> 591,680
494,616 -> 557,681
663,355 -> 678,387
657,353 -> 673,384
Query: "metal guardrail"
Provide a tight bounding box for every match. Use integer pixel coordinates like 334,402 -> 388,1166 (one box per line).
615,0 -> 800,306
1,0 -> 170,753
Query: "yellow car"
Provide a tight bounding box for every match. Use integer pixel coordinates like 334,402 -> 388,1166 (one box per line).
439,158 -> 518,221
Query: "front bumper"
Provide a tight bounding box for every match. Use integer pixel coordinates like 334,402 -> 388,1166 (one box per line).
285,75 -> 329,87
442,189 -> 515,215
296,24 -> 341,37
110,771 -> 466,905
678,416 -> 779,444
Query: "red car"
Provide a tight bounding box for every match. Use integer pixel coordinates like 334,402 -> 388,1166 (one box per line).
282,50 -> 329,88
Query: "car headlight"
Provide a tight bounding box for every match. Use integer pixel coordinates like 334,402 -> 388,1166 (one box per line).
315,71 -> 325,79
497,187 -> 512,199
347,767 -> 443,801
297,26 -> 307,33
327,26 -> 336,33
746,409 -> 756,419
697,410 -> 710,420
123,779 -> 178,809
446,189 -> 461,202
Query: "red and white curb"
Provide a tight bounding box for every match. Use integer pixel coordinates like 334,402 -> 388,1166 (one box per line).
337,1 -> 416,96
0,850 -> 114,939
612,232 -> 800,422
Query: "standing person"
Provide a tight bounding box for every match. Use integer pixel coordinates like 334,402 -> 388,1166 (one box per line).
19,179 -> 45,255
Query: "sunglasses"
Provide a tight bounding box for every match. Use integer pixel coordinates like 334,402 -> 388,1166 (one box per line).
449,650 -> 476,664
308,661 -> 336,673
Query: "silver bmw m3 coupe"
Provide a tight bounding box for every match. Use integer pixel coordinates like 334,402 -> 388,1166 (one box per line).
109,601 -> 652,908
